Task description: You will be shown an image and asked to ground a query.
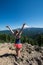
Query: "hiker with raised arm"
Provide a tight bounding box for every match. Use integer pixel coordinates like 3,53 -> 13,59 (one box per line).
6,26 -> 14,34
6,23 -> 25,61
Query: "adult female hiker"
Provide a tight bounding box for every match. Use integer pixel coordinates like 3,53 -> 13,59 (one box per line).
6,23 -> 25,60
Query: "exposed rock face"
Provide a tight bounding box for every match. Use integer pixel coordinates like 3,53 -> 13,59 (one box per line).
0,43 -> 43,65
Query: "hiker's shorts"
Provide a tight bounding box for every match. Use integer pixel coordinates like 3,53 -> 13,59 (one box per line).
14,43 -> 22,49
14,39 -> 22,49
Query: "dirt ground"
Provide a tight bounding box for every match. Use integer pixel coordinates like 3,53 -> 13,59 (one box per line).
0,43 -> 43,65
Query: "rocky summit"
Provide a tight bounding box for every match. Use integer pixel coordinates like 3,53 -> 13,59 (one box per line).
0,43 -> 43,65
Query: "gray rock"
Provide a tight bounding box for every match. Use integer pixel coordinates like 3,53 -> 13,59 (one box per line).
0,43 -> 43,65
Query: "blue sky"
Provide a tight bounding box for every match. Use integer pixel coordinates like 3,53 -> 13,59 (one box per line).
0,0 -> 43,30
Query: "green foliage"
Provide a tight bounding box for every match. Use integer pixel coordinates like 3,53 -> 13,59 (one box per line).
35,34 -> 43,46
0,33 -> 43,46
0,34 -> 15,43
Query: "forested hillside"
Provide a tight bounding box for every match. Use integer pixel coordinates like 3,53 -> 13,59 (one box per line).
0,28 -> 43,46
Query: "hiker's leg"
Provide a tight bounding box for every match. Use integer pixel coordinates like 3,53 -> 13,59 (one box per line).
18,48 -> 21,57
16,48 -> 21,58
16,48 -> 18,56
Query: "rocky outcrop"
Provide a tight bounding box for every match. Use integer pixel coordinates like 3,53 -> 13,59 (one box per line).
0,43 -> 43,65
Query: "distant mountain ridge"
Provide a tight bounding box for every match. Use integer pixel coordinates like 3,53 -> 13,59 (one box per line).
0,28 -> 43,37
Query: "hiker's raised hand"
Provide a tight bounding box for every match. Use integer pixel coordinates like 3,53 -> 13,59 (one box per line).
23,23 -> 26,26
6,26 -> 10,28
6,26 -> 14,34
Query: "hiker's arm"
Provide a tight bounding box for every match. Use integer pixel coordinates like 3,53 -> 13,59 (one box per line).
18,23 -> 25,35
6,26 -> 14,34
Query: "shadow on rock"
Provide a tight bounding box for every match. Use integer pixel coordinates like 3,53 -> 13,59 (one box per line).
0,53 -> 17,59
34,57 -> 42,65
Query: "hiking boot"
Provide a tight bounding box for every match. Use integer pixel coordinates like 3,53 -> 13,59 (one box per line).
16,57 -> 21,63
